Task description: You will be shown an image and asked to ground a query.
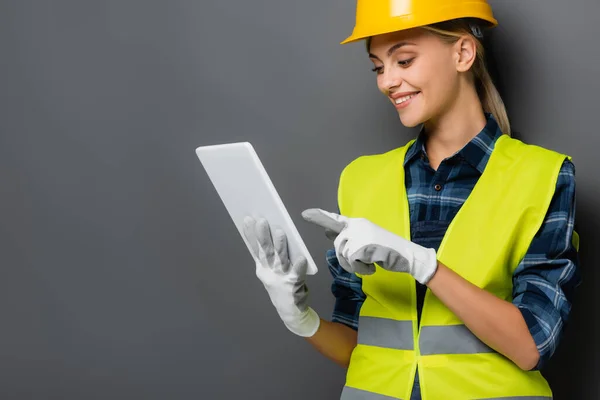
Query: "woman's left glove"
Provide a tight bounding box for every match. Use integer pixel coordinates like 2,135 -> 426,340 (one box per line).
302,208 -> 438,285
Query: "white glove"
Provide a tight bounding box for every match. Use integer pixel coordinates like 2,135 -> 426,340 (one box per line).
243,216 -> 320,337
302,209 -> 438,285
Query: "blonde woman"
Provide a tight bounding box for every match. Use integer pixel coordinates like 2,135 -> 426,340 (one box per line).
243,1 -> 580,398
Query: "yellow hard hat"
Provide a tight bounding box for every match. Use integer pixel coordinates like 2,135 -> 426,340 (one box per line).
341,0 -> 498,44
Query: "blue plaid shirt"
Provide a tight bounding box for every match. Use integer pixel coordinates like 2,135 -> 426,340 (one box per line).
327,114 -> 580,387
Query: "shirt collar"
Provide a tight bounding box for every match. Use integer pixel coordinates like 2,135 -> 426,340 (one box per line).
403,113 -> 504,174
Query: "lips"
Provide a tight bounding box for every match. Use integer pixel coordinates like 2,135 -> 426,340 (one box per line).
391,91 -> 420,105
397,94 -> 415,104
390,91 -> 420,109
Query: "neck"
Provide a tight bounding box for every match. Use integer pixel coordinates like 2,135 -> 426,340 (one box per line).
422,83 -> 487,162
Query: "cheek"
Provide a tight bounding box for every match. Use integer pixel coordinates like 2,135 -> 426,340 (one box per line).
420,64 -> 456,104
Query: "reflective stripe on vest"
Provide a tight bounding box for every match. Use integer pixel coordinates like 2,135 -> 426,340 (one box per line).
476,397 -> 552,400
340,387 -> 551,400
341,386 -> 402,400
419,324 -> 494,355
357,318 -> 493,355
340,384 -> 552,400
358,316 -> 413,350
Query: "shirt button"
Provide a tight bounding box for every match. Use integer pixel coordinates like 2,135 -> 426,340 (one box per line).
434,184 -> 443,191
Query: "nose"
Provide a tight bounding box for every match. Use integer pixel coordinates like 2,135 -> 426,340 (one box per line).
380,69 -> 403,95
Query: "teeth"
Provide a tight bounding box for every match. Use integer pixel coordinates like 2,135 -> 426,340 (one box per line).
395,93 -> 417,104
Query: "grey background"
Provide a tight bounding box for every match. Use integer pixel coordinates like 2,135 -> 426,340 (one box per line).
0,0 -> 597,399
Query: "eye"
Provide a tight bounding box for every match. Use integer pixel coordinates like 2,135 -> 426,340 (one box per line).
398,58 -> 415,67
371,66 -> 383,74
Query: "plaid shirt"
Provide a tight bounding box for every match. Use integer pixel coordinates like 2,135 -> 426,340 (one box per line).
327,114 -> 580,377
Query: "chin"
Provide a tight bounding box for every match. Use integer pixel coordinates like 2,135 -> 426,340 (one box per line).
397,110 -> 426,128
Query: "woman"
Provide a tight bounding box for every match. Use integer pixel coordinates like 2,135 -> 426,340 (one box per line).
243,1 -> 580,399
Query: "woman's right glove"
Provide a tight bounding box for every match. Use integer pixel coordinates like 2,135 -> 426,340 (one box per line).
243,216 -> 320,337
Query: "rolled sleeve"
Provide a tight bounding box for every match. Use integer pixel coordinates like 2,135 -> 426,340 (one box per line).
326,248 -> 366,330
512,159 -> 581,370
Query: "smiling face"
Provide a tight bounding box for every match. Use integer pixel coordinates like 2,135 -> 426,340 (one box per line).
368,28 -> 467,128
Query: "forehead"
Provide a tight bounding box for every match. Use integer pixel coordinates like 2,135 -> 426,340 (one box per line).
368,28 -> 437,58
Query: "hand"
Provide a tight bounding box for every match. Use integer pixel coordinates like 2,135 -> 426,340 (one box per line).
302,208 -> 438,285
243,216 -> 320,337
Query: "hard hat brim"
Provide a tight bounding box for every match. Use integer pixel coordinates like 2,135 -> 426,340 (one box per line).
340,7 -> 498,45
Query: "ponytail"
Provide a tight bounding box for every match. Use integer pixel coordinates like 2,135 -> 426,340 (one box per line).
473,58 -> 511,135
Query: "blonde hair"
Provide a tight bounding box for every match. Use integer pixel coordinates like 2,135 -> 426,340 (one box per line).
366,19 -> 511,135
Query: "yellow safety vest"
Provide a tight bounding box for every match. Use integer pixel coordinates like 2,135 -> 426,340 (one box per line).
337,134 -> 578,400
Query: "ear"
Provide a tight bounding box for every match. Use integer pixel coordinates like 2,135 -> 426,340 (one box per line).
454,35 -> 477,72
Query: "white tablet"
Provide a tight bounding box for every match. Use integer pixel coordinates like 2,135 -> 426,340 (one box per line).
195,142 -> 318,275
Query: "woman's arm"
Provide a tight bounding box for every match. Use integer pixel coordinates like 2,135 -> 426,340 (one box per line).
305,319 -> 358,368
305,248 -> 363,367
427,263 -> 539,370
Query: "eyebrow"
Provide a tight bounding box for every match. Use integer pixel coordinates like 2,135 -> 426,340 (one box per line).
369,42 -> 416,60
